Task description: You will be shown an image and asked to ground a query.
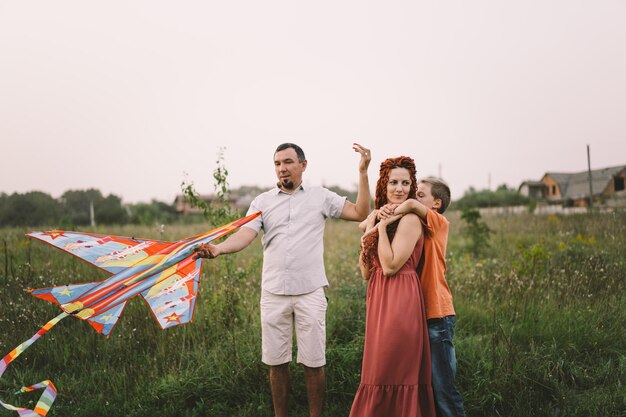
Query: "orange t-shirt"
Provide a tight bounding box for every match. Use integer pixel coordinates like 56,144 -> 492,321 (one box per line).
420,209 -> 455,320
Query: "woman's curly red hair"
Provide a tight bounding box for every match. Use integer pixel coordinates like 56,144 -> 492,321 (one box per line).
361,156 -> 417,269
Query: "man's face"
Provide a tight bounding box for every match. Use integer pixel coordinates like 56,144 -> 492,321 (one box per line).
416,182 -> 441,211
274,147 -> 307,191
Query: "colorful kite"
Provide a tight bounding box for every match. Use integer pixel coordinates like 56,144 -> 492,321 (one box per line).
0,211 -> 261,416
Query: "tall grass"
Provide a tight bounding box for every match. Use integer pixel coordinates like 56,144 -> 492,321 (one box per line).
0,212 -> 624,416
448,211 -> 626,417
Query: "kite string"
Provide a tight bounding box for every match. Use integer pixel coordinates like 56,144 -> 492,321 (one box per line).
0,312 -> 68,417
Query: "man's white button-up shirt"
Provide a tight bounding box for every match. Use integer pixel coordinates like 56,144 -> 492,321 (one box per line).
243,185 -> 346,295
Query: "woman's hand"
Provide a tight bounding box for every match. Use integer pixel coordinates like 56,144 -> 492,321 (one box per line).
358,209 -> 377,232
364,209 -> 378,231
360,210 -> 379,245
360,226 -> 378,246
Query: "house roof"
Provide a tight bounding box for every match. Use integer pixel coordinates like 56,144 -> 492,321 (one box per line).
542,165 -> 626,200
517,181 -> 544,193
519,180 -> 544,187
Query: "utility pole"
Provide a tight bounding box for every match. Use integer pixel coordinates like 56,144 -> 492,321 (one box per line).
587,145 -> 594,209
90,200 -> 96,227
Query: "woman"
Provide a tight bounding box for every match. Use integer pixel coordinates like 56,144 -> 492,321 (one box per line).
349,156 -> 436,417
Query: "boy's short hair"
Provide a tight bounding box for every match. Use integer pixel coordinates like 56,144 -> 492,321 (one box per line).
275,143 -> 306,162
420,177 -> 451,214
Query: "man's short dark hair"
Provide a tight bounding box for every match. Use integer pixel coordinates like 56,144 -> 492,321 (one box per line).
275,143 -> 306,162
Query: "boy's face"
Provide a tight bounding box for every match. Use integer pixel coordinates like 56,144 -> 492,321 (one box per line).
416,182 -> 442,211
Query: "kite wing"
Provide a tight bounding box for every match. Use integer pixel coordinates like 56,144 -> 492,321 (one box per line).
26,231 -> 173,274
2,212 -> 263,417
140,257 -> 202,329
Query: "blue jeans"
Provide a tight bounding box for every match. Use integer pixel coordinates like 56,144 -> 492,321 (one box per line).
428,315 -> 466,417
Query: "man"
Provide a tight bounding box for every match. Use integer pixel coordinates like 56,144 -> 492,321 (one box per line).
196,142 -> 371,417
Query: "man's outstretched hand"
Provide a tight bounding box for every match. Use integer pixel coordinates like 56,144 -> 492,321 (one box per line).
194,243 -> 219,259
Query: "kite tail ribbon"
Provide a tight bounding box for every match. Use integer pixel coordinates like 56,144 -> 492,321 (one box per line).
0,312 -> 68,417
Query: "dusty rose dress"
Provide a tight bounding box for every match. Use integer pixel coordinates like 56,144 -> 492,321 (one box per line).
349,235 -> 436,417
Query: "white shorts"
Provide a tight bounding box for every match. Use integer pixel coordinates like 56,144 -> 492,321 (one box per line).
260,287 -> 328,368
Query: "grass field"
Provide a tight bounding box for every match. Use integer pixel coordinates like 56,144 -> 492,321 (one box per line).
1,211 -> 625,416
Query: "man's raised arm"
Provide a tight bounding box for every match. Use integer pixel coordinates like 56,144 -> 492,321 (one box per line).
341,143 -> 371,222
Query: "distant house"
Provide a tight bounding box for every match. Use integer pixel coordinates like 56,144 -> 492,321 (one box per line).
518,181 -> 545,199
175,194 -> 213,214
174,192 -> 257,214
519,165 -> 626,207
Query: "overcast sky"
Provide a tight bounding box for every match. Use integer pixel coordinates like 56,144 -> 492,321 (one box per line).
1,1 -> 624,203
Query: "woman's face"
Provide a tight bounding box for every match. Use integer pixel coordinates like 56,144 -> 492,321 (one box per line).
386,167 -> 412,204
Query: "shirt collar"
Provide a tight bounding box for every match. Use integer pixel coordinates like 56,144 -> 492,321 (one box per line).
275,183 -> 305,195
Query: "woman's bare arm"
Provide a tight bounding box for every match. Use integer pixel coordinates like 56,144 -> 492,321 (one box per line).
377,213 -> 422,276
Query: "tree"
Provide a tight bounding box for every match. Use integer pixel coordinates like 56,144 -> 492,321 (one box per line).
181,147 -> 240,226
127,200 -> 177,225
326,185 -> 358,205
60,189 -> 103,226
0,191 -> 61,227
460,208 -> 491,257
96,194 -> 128,225
181,148 -> 245,355
59,189 -> 128,225
453,185 -> 529,209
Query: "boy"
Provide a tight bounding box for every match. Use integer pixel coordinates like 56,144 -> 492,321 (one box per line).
379,176 -> 466,417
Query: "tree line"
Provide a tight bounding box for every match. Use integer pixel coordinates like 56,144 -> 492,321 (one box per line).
0,189 -> 177,227
0,184 -> 530,228
452,184 -> 529,210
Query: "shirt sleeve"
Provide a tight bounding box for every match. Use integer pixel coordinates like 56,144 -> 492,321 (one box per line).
243,197 -> 263,233
425,209 -> 448,234
322,188 -> 347,219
